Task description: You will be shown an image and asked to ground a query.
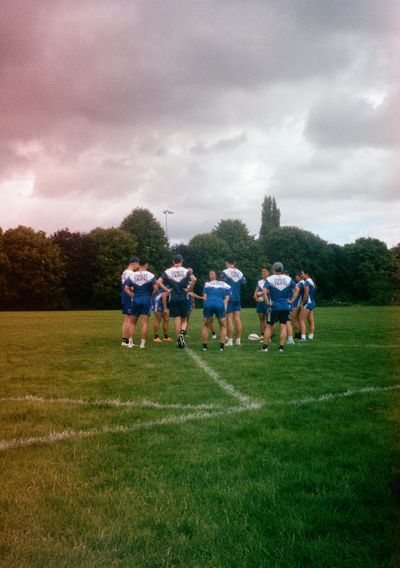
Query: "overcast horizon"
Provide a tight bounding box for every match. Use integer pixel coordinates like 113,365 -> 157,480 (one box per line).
1,0 -> 399,248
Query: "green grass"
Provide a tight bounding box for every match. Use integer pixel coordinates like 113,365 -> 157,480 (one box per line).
0,307 -> 399,567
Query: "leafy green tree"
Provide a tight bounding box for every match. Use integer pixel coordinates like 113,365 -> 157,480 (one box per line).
51,229 -> 98,308
390,243 -> 400,304
261,226 -> 336,300
3,226 -> 66,309
188,233 -> 231,292
120,208 -> 169,273
170,243 -> 201,274
340,238 -> 395,304
89,228 -> 137,308
213,219 -> 265,306
0,228 -> 11,308
259,195 -> 280,243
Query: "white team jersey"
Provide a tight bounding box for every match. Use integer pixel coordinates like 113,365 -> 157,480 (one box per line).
223,267 -> 244,283
121,268 -> 135,283
163,267 -> 190,282
256,278 -> 266,296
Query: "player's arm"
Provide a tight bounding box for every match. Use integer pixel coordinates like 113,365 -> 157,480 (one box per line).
253,287 -> 259,302
156,276 -> 170,292
124,281 -> 134,299
186,274 -> 197,294
189,291 -> 205,301
289,287 -> 299,305
262,284 -> 270,304
301,284 -> 310,307
224,293 -> 230,312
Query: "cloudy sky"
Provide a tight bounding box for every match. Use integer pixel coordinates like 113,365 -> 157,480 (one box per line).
1,0 -> 399,247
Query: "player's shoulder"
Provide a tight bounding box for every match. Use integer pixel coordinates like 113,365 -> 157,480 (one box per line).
121,268 -> 134,282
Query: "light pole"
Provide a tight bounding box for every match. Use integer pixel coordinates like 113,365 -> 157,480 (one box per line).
163,209 -> 174,240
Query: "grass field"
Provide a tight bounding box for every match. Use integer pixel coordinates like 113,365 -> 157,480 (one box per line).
0,307 -> 399,568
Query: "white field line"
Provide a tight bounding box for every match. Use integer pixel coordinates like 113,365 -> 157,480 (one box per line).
185,348 -> 256,407
0,384 -> 398,451
0,396 -> 224,411
267,383 -> 400,408
0,405 -> 251,451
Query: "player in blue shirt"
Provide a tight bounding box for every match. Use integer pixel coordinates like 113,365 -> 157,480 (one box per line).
253,267 -> 270,337
299,269 -> 316,340
121,255 -> 139,348
259,262 -> 295,352
123,258 -> 157,349
200,271 -> 232,351
222,259 -> 247,346
291,272 -> 305,339
151,287 -> 173,343
157,254 -> 196,348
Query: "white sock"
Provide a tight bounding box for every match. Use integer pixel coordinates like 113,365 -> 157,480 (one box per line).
235,338 -> 241,345
128,338 -> 134,346
308,334 -> 314,339
301,334 -> 306,340
140,339 -> 145,348
287,337 -> 294,344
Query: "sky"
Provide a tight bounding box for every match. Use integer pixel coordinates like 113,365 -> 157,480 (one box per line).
1,0 -> 399,247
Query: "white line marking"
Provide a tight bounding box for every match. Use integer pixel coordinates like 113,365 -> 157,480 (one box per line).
185,348 -> 256,406
0,396 -> 224,411
0,384 -> 398,452
268,384 -> 400,407
0,405 -> 251,451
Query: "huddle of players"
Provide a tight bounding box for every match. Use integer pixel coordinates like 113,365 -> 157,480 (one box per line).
121,254 -> 315,352
121,254 -> 246,351
254,262 -> 316,353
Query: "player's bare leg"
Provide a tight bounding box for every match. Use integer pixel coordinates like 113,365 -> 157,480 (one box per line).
299,307 -> 309,340
139,315 -> 148,348
233,311 -> 242,345
225,313 -> 234,346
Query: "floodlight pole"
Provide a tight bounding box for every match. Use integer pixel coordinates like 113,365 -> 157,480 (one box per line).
163,209 -> 174,240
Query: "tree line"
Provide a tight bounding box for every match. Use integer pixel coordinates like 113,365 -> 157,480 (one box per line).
0,198 -> 399,310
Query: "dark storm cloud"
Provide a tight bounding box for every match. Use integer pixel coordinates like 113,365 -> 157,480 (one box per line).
305,90 -> 399,149
0,0 -> 398,246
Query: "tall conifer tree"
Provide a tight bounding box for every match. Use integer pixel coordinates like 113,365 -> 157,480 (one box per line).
259,195 -> 280,241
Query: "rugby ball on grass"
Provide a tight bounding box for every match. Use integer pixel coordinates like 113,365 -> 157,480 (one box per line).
248,333 -> 261,341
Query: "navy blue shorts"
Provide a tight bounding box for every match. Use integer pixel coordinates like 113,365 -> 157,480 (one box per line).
203,303 -> 225,319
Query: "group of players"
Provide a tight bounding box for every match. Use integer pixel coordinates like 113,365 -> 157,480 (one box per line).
121,254 -> 316,353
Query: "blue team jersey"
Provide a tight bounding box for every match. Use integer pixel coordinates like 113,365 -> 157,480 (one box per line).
256,278 -> 267,298
124,270 -> 157,298
264,274 -> 295,310
304,278 -> 316,307
222,268 -> 246,302
161,267 -> 192,301
121,268 -> 135,305
203,280 -> 232,305
293,279 -> 306,308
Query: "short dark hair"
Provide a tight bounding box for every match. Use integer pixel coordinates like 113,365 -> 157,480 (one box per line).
130,256 -> 140,264
139,258 -> 148,266
225,258 -> 235,265
173,254 -> 183,264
